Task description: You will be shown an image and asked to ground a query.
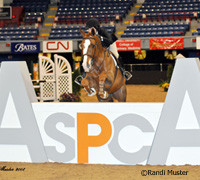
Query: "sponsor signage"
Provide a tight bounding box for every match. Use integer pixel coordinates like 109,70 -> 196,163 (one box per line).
0,6 -> 12,20
150,37 -> 184,50
116,39 -> 141,51
11,42 -> 40,53
1,58 -> 200,165
43,40 -> 73,53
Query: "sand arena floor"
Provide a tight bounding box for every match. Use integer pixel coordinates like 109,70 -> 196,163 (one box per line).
80,84 -> 167,102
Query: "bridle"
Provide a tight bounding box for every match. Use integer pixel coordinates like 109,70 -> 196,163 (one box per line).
82,35 -> 105,72
82,36 -> 98,63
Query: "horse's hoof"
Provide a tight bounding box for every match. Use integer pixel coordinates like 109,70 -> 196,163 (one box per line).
86,88 -> 96,96
99,91 -> 108,99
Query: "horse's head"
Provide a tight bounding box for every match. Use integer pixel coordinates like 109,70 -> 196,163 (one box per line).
80,28 -> 102,72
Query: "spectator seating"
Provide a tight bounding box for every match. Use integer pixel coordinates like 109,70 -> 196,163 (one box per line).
54,0 -> 135,24
11,0 -> 50,12
121,22 -> 190,38
10,0 -> 50,25
24,12 -> 45,25
134,0 -> 200,22
0,26 -> 39,41
49,24 -> 116,40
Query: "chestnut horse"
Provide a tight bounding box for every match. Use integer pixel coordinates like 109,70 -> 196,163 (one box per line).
79,28 -> 127,102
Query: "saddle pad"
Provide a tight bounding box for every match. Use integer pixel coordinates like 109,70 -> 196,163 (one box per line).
110,54 -> 118,67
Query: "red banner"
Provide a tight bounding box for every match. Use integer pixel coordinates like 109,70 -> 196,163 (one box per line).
116,39 -> 141,51
149,38 -> 184,50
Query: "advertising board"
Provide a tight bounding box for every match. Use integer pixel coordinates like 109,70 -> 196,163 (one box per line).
1,58 -> 200,165
43,40 -> 73,53
150,37 -> 184,50
11,42 -> 40,53
116,39 -> 141,51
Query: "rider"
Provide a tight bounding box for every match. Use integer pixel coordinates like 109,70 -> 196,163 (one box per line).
86,18 -> 117,54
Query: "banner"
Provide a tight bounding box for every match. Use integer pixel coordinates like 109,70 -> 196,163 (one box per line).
43,40 -> 73,53
11,42 -> 40,53
149,38 -> 184,50
116,39 -> 141,51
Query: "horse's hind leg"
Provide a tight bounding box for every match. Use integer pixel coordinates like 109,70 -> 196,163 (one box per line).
113,85 -> 127,102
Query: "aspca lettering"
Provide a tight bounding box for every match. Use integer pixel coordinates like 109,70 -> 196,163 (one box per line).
43,113 -> 154,164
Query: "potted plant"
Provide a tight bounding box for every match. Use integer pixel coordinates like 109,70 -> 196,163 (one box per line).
159,64 -> 174,92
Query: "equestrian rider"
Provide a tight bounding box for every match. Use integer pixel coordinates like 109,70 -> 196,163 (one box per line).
86,18 -> 119,58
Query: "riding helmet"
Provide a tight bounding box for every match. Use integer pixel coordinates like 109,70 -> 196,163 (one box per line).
85,18 -> 100,30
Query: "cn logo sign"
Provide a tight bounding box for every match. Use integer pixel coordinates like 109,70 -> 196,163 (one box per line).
43,40 -> 73,53
47,42 -> 69,50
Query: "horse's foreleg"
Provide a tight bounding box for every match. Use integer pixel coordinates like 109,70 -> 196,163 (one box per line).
81,77 -> 90,94
99,72 -> 108,99
81,77 -> 96,96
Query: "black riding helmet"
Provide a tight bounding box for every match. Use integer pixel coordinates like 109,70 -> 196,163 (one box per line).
85,18 -> 100,31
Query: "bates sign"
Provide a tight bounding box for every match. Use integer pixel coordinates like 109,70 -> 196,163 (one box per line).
43,40 -> 73,53
11,42 -> 40,53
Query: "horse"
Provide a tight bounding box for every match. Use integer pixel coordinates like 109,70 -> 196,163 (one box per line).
79,28 -> 127,102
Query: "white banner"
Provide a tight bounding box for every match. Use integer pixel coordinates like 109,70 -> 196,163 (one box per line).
196,37 -> 200,49
0,102 -> 162,165
43,40 -> 73,53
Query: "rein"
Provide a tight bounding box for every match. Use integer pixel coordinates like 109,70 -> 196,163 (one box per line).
82,36 -> 98,61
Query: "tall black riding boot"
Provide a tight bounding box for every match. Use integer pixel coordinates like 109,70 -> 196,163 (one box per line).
117,56 -> 132,81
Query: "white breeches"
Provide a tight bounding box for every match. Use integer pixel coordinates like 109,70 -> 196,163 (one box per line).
109,42 -> 119,59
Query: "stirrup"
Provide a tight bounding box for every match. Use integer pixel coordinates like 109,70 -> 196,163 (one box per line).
124,71 -> 132,81
74,75 -> 83,86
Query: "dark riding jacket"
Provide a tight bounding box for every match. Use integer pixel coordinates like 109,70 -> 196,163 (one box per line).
97,27 -> 118,48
